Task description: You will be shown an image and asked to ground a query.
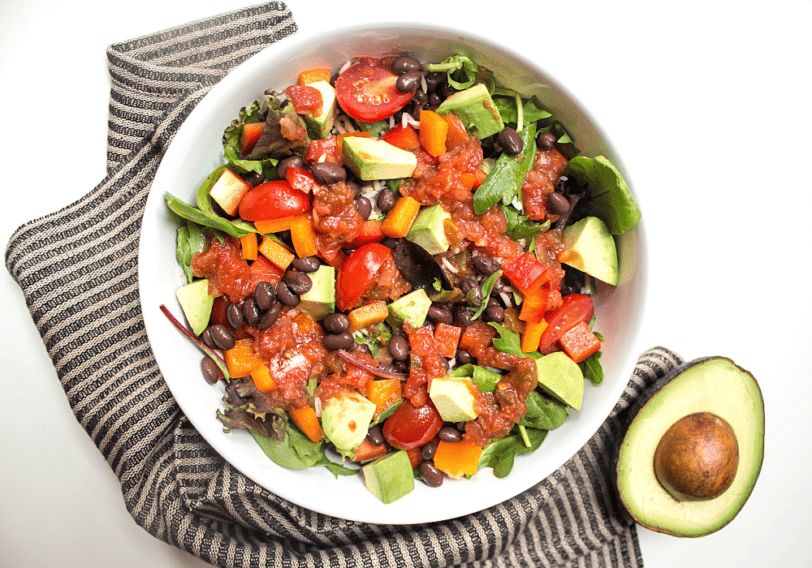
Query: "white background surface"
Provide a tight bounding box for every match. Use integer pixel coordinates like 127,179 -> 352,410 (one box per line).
1,1 -> 809,567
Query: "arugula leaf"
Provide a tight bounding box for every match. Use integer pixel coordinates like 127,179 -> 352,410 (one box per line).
501,204 -> 549,241
488,322 -> 541,360
493,94 -> 552,127
473,123 -> 537,215
478,427 -> 547,478
426,55 -> 480,90
165,193 -> 255,238
471,270 -> 503,320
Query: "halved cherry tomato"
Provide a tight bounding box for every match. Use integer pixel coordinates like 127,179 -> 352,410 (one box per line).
539,293 -> 595,354
335,242 -> 391,311
238,180 -> 311,222
335,62 -> 415,122
285,166 -> 316,193
382,396 -> 444,450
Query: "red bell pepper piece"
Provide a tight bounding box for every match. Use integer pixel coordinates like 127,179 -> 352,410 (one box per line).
502,252 -> 548,294
345,219 -> 385,249
305,136 -> 341,165
558,320 -> 601,363
285,166 -> 316,193
380,122 -> 419,151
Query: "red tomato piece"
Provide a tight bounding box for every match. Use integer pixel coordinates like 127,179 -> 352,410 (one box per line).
382,396 -> 444,450
335,62 -> 415,122
335,243 -> 391,311
237,180 -> 311,222
539,293 -> 595,354
344,219 -> 385,249
285,166 -> 316,193
284,85 -> 323,116
305,136 -> 341,165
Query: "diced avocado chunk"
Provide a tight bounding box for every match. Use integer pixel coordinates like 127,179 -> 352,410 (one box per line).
429,375 -> 479,422
535,352 -> 585,410
320,391 -> 376,451
386,288 -> 431,329
342,137 -> 417,181
562,216 -> 619,286
175,279 -> 213,336
406,204 -> 451,255
296,264 -> 335,321
450,363 -> 502,393
362,449 -> 415,504
436,83 -> 504,140
301,80 -> 337,139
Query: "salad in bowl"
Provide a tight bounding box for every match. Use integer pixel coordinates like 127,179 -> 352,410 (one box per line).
139,24 -> 644,523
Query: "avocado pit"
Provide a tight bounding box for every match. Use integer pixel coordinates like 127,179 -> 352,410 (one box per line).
653,412 -> 739,502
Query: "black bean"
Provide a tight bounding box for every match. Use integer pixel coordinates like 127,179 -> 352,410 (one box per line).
484,305 -> 505,324
455,421 -> 467,432
547,192 -> 571,216
257,302 -> 281,330
426,303 -> 453,325
276,155 -> 304,179
311,161 -> 347,185
472,254 -> 500,276
242,297 -> 260,326
427,92 -> 443,109
498,127 -> 524,155
254,281 -> 275,311
396,71 -> 422,93
438,425 -> 462,443
461,277 -> 482,307
411,89 -> 428,108
537,131 -> 557,151
283,271 -> 313,295
488,296 -> 501,309
437,83 -> 456,99
392,55 -> 422,74
324,331 -> 354,351
209,324 -> 235,350
388,334 -> 410,362
419,461 -> 444,487
226,302 -> 244,330
454,305 -> 474,327
200,327 -> 215,349
276,281 -> 300,307
323,312 -> 350,334
201,357 -> 220,384
381,237 -> 400,249
455,348 -> 476,365
292,256 -> 320,273
424,71 -> 446,92
421,441 -> 437,461
242,171 -> 265,186
366,425 -> 385,447
355,196 -> 372,220
376,188 -> 396,213
346,179 -> 362,198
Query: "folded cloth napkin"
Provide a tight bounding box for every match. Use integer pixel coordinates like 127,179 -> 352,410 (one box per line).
5,3 -> 683,566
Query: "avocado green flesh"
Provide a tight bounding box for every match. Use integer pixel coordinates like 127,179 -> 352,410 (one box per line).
617,358 -> 764,537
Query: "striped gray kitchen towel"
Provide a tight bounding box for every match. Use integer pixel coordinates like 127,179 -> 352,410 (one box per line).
4,2 -> 682,566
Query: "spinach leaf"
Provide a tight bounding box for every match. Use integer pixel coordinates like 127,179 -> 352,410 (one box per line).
425,55 -> 480,90
449,364 -> 502,392
501,204 -> 549,241
175,221 -> 206,284
473,123 -> 537,215
493,94 -> 552,127
478,427 -> 548,478
580,350 -> 604,385
165,192 -> 255,238
519,391 -> 568,430
323,461 -> 359,479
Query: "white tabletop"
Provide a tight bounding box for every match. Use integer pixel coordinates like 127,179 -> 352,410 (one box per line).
2,1 -> 810,566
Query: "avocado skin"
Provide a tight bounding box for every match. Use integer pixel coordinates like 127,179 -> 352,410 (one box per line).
616,356 -> 765,537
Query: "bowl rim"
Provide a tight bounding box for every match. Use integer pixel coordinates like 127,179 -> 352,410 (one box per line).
138,21 -> 647,524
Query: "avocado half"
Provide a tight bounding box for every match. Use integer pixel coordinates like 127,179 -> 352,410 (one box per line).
617,357 -> 765,537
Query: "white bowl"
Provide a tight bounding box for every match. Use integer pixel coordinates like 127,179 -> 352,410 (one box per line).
138,22 -> 646,524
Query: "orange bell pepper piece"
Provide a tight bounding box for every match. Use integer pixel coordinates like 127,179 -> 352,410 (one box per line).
224,339 -> 264,378
521,320 -> 548,353
290,214 -> 319,259
348,301 -> 389,332
433,440 -> 482,479
258,236 -> 295,270
443,114 -> 469,151
240,232 -> 258,261
419,109 -> 448,157
298,67 -> 331,86
366,378 -> 403,418
254,215 -> 295,235
289,406 -> 324,443
250,364 -> 276,394
381,195 -> 421,238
